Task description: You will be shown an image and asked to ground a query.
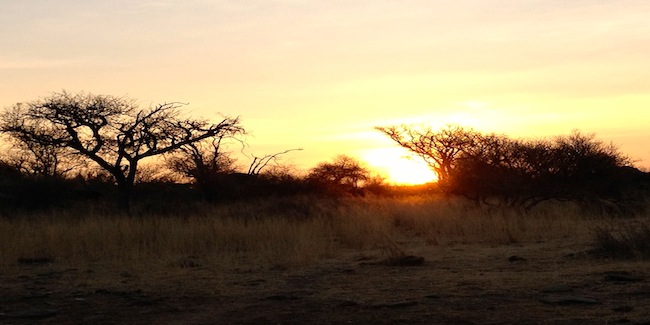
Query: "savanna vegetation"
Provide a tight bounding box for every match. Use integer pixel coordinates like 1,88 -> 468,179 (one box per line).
1,91 -> 650,323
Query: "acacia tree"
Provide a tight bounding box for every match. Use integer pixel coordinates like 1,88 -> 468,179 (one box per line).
376,124 -> 477,188
307,155 -> 370,195
0,91 -> 243,211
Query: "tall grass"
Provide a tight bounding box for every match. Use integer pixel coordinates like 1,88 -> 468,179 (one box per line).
0,195 -> 610,272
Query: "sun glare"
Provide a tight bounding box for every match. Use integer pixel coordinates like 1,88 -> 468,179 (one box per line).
360,148 -> 437,185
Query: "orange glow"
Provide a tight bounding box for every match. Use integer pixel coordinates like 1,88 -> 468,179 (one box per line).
2,2 -> 650,171
360,148 -> 437,185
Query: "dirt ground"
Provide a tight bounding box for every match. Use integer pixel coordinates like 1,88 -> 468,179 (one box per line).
2,240 -> 650,325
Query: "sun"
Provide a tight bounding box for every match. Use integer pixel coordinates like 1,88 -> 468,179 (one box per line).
360,148 -> 437,185
386,160 -> 437,185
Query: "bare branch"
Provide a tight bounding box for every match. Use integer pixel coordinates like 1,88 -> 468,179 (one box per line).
247,148 -> 303,175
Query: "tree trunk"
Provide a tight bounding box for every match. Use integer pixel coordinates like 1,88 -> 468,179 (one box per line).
116,181 -> 133,213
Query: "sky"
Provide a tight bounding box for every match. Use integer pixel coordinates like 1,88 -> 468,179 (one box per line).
2,0 -> 649,183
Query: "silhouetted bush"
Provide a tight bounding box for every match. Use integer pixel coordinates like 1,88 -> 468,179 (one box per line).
306,155 -> 372,197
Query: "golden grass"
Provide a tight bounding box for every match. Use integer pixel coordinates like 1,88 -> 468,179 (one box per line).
0,195 -> 620,273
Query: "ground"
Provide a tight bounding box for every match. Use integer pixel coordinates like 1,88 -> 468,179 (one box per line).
2,240 -> 649,325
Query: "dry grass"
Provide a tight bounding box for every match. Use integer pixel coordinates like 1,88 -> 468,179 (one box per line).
592,219 -> 650,259
4,195 -> 650,324
0,195 -> 629,274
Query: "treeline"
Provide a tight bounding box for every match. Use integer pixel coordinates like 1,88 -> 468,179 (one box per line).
0,151 -> 385,215
378,125 -> 650,214
0,91 -> 392,214
1,91 -> 648,216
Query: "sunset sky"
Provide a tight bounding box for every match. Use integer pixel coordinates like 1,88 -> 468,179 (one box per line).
2,1 -> 649,184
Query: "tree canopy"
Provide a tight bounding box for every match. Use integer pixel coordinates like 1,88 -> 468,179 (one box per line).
375,125 -> 477,187
1,91 -> 243,211
378,124 -> 645,213
307,155 -> 371,195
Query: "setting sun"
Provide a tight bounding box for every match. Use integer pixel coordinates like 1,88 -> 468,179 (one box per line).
2,1 -> 650,169
3,2 -> 650,323
360,148 -> 437,185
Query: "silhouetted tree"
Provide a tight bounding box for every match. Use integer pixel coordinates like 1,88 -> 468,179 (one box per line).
379,124 -> 644,213
307,155 -> 370,195
167,136 -> 240,202
376,125 -> 478,189
2,136 -> 82,177
169,141 -> 304,201
0,91 -> 243,211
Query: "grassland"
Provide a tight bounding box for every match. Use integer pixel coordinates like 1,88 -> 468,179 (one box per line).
0,195 -> 597,271
1,195 -> 649,324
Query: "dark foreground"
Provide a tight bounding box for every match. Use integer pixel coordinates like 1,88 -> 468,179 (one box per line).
2,241 -> 650,325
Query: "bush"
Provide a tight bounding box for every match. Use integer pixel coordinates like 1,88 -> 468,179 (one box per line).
592,221 -> 650,259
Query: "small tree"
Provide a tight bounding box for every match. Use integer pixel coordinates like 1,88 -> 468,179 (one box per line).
1,91 -> 243,211
307,155 -> 370,195
167,136 -> 240,202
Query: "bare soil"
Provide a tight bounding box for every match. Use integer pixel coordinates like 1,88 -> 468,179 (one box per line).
2,240 -> 650,324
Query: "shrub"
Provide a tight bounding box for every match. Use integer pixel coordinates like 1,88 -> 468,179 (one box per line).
592,221 -> 650,259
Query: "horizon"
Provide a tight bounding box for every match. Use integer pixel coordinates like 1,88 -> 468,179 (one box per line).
2,1 -> 650,184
